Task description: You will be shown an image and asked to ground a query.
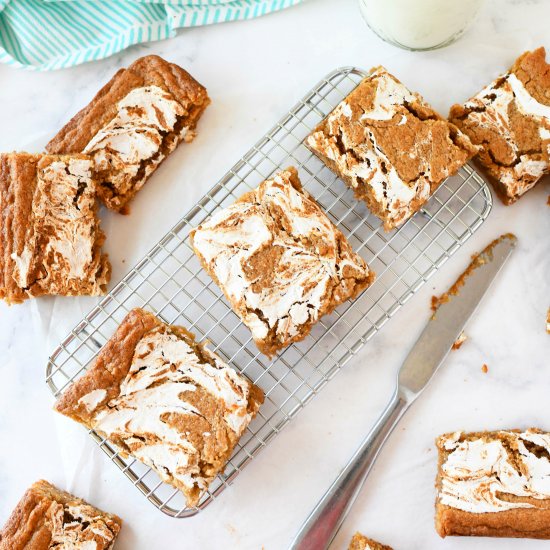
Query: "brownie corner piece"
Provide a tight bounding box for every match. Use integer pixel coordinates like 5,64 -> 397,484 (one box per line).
348,532 -> 393,550
449,47 -> 550,204
306,66 -> 477,231
191,167 -> 375,357
54,307 -> 264,508
0,152 -> 110,304
0,480 -> 121,549
46,55 -> 210,212
435,429 -> 550,539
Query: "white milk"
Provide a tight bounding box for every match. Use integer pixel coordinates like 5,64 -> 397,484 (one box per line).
359,0 -> 484,51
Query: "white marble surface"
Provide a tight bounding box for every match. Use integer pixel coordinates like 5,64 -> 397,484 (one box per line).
0,0 -> 549,548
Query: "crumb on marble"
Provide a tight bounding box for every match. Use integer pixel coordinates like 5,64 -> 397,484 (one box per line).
481,364 -> 489,374
225,524 -> 238,535
452,331 -> 467,350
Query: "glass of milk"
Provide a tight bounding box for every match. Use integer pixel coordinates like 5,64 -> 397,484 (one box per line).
359,0 -> 484,51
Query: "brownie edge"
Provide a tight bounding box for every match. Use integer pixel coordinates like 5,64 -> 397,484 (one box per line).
0,480 -> 121,550
449,47 -> 550,204
46,55 -> 210,211
435,429 -> 550,539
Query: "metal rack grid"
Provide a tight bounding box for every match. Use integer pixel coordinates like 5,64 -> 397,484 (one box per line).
46,67 -> 492,518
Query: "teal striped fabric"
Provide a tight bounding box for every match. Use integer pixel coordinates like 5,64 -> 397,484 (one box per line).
0,0 -> 303,70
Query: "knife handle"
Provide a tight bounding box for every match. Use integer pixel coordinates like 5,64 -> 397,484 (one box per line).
288,387 -> 409,550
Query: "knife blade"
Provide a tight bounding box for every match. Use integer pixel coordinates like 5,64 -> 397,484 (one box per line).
289,233 -> 517,550
399,233 -> 517,396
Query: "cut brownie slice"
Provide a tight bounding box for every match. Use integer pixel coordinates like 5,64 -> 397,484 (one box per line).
0,153 -> 110,304
0,479 -> 121,549
348,532 -> 393,550
46,55 -> 210,212
55,308 -> 264,508
435,429 -> 550,538
190,167 -> 375,357
450,47 -> 550,204
306,67 -> 478,231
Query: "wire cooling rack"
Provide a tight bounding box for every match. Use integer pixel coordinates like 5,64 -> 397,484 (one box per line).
46,67 -> 492,518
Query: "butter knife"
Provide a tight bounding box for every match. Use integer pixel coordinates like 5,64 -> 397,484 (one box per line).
289,234 -> 517,550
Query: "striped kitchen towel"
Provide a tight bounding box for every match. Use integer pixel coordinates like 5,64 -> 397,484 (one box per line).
0,0 -> 304,70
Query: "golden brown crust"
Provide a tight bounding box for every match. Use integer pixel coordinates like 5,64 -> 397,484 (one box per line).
435,429 -> 550,539
0,153 -> 40,303
55,308 -> 160,424
46,55 -> 210,211
55,308 -> 264,508
235,165 -> 303,205
0,480 -> 121,550
436,506 -> 550,538
511,48 -> 550,112
0,152 -> 111,305
348,532 -> 393,550
46,55 -> 209,156
450,47 -> 550,204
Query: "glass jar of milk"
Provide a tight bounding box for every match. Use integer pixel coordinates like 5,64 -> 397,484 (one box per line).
359,0 -> 484,51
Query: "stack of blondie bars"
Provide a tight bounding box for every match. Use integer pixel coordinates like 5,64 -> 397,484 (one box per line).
0,55 -> 210,304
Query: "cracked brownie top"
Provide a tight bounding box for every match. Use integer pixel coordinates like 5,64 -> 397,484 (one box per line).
0,153 -> 110,304
190,167 -> 374,357
46,55 -> 210,212
307,67 -> 478,230
437,429 -> 550,514
0,479 -> 121,550
450,47 -> 550,204
55,308 -> 264,508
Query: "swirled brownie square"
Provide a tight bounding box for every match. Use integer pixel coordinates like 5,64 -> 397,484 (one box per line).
348,532 -> 393,550
436,429 -> 550,538
0,153 -> 110,304
307,67 -> 478,231
450,48 -> 550,204
46,55 -> 210,212
190,167 -> 375,357
55,308 -> 264,508
0,480 -> 121,550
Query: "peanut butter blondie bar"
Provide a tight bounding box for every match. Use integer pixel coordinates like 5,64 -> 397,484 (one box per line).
0,480 -> 121,550
46,55 -> 210,212
349,532 -> 393,550
307,67 -> 478,231
0,153 -> 110,304
450,48 -> 550,204
55,308 -> 264,508
436,429 -> 550,538
190,167 -> 374,357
